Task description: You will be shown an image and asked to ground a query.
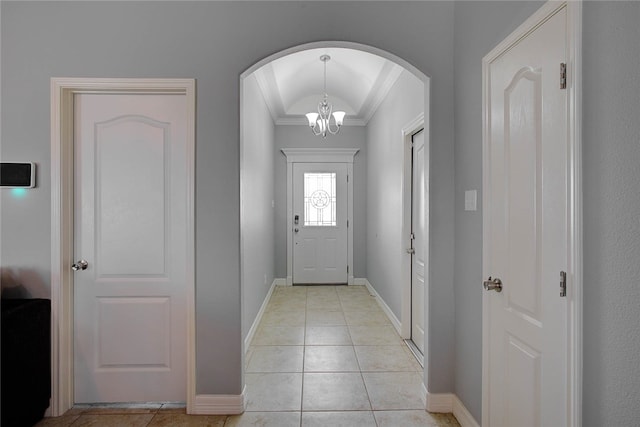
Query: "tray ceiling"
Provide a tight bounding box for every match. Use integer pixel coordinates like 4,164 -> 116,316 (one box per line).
253,47 -> 404,126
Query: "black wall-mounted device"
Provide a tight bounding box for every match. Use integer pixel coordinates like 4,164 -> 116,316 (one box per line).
1,163 -> 36,188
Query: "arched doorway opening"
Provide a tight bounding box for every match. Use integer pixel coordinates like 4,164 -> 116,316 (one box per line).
240,40 -> 431,408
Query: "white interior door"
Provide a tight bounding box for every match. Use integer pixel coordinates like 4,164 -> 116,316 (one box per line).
73,93 -> 188,403
484,7 -> 568,426
293,163 -> 348,284
411,129 -> 426,354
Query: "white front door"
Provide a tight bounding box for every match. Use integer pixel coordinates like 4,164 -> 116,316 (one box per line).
293,163 -> 348,284
484,6 -> 569,426
411,129 -> 426,354
73,93 -> 188,403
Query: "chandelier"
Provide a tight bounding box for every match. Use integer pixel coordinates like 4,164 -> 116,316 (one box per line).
305,55 -> 346,138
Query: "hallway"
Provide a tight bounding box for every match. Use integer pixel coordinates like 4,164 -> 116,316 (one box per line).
239,284 -> 459,426
38,285 -> 460,426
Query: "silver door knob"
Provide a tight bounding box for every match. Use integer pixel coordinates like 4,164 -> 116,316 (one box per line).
71,259 -> 89,271
406,248 -> 415,254
294,228 -> 299,233
483,276 -> 502,292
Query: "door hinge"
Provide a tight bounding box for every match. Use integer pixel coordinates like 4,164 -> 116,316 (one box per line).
347,175 -> 349,183
560,271 -> 567,297
410,233 -> 415,240
347,265 -> 349,274
560,63 -> 567,89
347,220 -> 349,228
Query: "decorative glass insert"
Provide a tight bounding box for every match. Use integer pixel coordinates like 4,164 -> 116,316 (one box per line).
304,172 -> 336,226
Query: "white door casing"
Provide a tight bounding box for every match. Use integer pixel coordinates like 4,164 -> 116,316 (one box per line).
482,2 -> 582,427
292,163 -> 348,284
74,93 -> 188,402
410,129 -> 426,355
51,79 -> 196,415
282,148 -> 358,286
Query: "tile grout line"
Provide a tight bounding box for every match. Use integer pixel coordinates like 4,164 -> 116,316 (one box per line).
300,288 -> 307,426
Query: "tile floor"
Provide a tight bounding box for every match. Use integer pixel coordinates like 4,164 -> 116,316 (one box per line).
37,285 -> 460,427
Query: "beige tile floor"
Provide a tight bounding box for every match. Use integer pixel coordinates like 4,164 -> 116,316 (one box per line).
37,285 -> 460,427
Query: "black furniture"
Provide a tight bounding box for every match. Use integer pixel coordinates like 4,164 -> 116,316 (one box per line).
1,299 -> 51,427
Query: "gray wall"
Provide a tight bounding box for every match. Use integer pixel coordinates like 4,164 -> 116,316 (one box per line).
365,70 -> 423,321
0,1 -> 456,396
582,2 -> 640,425
241,74 -> 275,342
452,1 -> 545,420
274,125 -> 367,279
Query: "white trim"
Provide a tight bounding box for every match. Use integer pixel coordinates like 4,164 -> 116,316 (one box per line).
282,148 -> 358,286
50,78 -> 196,416
400,113 -> 426,340
426,392 -> 454,413
362,279 -> 402,335
353,278 -> 368,287
566,4 -> 583,427
481,2 -> 582,426
252,69 -> 282,123
274,278 -> 288,287
361,63 -> 405,124
191,389 -> 245,415
281,148 -> 359,164
425,391 -> 480,427
452,395 -> 481,427
244,279 -> 277,351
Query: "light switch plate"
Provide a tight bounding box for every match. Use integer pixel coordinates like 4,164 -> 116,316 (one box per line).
464,190 -> 477,211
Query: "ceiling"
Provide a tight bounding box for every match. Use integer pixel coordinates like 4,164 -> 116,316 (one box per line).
252,47 -> 404,126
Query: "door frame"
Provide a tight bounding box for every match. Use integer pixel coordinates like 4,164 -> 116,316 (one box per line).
401,114 -> 426,342
481,2 -> 582,426
281,148 -> 358,286
50,78 -> 196,416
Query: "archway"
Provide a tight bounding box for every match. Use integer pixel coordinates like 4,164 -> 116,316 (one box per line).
240,40 -> 431,408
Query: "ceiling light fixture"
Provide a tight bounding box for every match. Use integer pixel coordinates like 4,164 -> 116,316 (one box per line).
305,55 -> 346,138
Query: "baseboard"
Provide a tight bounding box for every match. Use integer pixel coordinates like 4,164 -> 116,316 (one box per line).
425,391 -> 479,427
452,395 -> 480,427
361,278 -> 402,335
191,389 -> 245,415
426,391 -> 454,413
244,279 -> 277,351
353,278 -> 368,286
274,278 -> 287,287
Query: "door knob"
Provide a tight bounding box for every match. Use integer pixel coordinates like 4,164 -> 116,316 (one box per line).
294,228 -> 299,233
71,259 -> 89,271
483,276 -> 502,292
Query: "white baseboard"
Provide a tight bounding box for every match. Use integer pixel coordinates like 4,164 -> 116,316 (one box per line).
353,278 -> 368,286
191,388 -> 245,415
452,395 -> 480,427
244,279 -> 277,351
274,278 -> 287,287
425,391 -> 479,427
426,391 -> 454,413
361,278 -> 402,335
421,382 -> 428,407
